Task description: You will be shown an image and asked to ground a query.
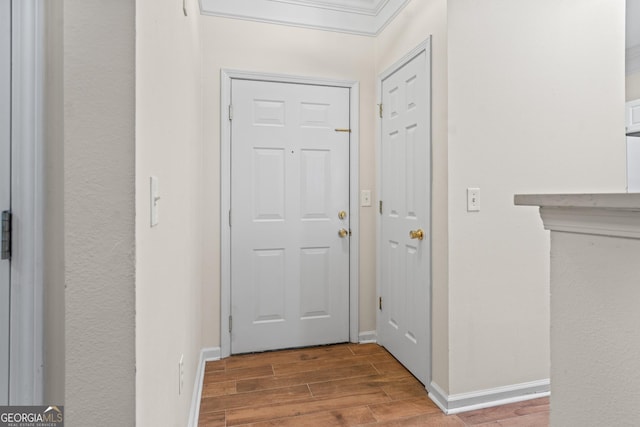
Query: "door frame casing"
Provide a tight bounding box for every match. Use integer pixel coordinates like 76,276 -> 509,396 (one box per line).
7,0 -> 45,404
375,37 -> 432,386
220,69 -> 360,358
0,0 -> 10,404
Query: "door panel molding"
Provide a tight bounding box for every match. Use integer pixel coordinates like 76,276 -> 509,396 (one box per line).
220,69 -> 360,357
376,37 -> 432,385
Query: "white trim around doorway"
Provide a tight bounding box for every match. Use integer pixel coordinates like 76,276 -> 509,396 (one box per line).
9,0 -> 45,404
220,69 -> 360,358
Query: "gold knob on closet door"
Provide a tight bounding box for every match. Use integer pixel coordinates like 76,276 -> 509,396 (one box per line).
338,228 -> 349,238
409,229 -> 424,240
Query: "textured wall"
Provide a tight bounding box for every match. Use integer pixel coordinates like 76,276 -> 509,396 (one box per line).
64,0 -> 135,424
43,0 -> 64,405
551,231 -> 640,426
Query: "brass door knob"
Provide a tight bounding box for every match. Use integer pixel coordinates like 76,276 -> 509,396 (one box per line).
409,229 -> 424,240
338,228 -> 349,238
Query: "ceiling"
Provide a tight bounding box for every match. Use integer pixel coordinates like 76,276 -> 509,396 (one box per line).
199,0 -> 410,36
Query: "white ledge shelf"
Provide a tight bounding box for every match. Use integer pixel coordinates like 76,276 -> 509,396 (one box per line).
515,193 -> 640,210
514,193 -> 640,239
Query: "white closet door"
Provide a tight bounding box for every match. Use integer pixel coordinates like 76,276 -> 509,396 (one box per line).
378,47 -> 431,384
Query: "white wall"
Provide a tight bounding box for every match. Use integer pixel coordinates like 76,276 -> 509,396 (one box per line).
374,0 -> 450,393
447,0 -> 626,395
628,71 -> 640,100
136,0 -> 204,425
200,16 -> 377,347
64,0 -> 135,424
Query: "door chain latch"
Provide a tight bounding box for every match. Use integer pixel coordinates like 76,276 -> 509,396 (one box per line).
1,210 -> 11,260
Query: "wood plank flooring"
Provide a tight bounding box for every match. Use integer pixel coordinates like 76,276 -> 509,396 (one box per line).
198,343 -> 549,426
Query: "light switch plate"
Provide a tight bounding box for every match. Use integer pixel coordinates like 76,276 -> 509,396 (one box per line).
361,190 -> 372,207
467,188 -> 480,212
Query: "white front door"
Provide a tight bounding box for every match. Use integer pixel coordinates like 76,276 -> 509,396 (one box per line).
0,0 -> 11,405
230,79 -> 351,354
378,44 -> 431,384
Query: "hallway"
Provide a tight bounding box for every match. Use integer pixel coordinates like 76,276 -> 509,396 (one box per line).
198,344 -> 549,426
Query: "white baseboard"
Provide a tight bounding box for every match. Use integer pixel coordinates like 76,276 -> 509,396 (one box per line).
358,330 -> 377,343
187,347 -> 221,427
428,379 -> 550,415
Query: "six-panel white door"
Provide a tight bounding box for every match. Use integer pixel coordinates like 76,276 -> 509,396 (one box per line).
230,79 -> 351,354
378,48 -> 431,384
0,0 -> 11,404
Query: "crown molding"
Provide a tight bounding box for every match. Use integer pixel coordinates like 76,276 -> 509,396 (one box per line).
199,0 -> 410,36
267,0 -> 388,16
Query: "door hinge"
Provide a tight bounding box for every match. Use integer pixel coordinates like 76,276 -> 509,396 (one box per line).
379,200 -> 383,215
229,209 -> 232,227
378,103 -> 383,118
379,296 -> 383,310
1,211 -> 11,260
229,315 -> 232,333
229,104 -> 233,121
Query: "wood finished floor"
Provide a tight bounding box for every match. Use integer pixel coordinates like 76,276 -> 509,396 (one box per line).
198,343 -> 549,426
